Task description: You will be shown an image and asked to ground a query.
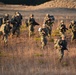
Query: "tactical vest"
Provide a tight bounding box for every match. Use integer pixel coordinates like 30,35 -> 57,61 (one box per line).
41,28 -> 48,36
59,24 -> 67,32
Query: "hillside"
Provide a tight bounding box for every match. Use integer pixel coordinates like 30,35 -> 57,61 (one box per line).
38,0 -> 76,8
0,0 -> 76,9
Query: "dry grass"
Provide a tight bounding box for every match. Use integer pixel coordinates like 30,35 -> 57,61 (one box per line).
0,19 -> 76,75
0,7 -> 76,74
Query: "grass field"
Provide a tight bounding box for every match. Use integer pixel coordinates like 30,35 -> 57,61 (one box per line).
0,21 -> 76,75
0,6 -> 76,75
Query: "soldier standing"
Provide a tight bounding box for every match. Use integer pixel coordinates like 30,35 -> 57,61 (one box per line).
69,20 -> 76,42
58,20 -> 68,38
15,12 -> 22,25
11,12 -> 22,37
0,20 -> 11,46
54,36 -> 68,62
38,24 -> 48,49
44,14 -> 54,37
28,14 -> 36,37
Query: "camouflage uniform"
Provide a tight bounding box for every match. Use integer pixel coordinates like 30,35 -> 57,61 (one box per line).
44,14 -> 54,36
11,12 -> 22,37
3,14 -> 9,24
28,14 -> 36,37
38,24 -> 48,49
58,20 -> 68,38
69,20 -> 76,41
0,20 -> 11,45
54,36 -> 68,62
15,12 -> 22,25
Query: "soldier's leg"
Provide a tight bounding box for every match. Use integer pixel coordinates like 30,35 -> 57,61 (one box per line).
41,36 -> 44,49
71,32 -> 74,42
42,37 -> 47,49
3,34 -> 8,46
59,50 -> 64,62
29,26 -> 31,37
16,27 -> 20,37
48,28 -> 51,37
12,26 -> 16,36
29,25 -> 33,37
44,37 -> 47,46
31,26 -> 34,36
48,30 -> 51,36
29,26 -> 34,37
49,27 -> 52,36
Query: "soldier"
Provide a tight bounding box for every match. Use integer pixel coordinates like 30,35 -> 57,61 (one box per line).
38,24 -> 48,49
28,14 -> 38,37
44,14 -> 54,37
15,12 -> 22,25
54,35 -> 68,62
3,14 -> 9,24
0,20 -> 11,46
11,12 -> 22,37
58,20 -> 68,38
69,20 -> 76,42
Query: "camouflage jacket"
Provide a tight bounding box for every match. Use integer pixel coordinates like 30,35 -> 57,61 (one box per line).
54,39 -> 68,50
40,28 -> 48,37
28,17 -> 35,26
3,16 -> 9,24
45,18 -> 53,27
69,24 -> 76,32
59,24 -> 68,33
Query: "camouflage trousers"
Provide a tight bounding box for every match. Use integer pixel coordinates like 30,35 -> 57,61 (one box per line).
41,36 -> 47,49
3,34 -> 8,45
29,25 -> 34,37
58,49 -> 64,62
47,27 -> 52,36
12,26 -> 20,37
71,31 -> 76,41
